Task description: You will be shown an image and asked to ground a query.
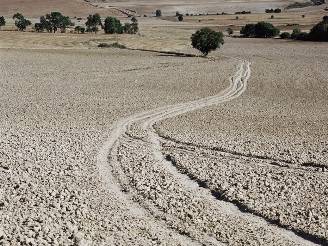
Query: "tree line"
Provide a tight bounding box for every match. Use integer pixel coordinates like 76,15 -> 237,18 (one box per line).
239,16 -> 328,42
0,12 -> 138,34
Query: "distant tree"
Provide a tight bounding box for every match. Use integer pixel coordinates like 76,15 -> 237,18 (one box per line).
226,27 -> 234,35
240,22 -> 279,38
240,23 -> 256,37
280,32 -> 291,39
178,15 -> 184,21
155,9 -> 162,17
131,17 -> 139,33
34,16 -> 52,33
34,23 -> 44,32
235,16 -> 239,20
123,23 -> 132,33
254,22 -> 280,37
176,11 -> 181,16
191,27 -> 224,56
13,13 -> 31,31
45,12 -> 74,33
40,16 -> 52,32
85,13 -> 102,33
104,17 -> 123,34
308,16 -> 328,41
271,15 -> 274,19
0,16 -> 5,30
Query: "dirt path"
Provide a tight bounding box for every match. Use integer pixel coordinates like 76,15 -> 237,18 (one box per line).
96,59 -> 318,245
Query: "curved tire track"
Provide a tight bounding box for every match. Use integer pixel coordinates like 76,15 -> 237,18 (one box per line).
97,58 -> 318,245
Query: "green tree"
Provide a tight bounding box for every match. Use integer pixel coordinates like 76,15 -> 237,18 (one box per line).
13,13 -> 31,31
40,16 -> 52,32
240,24 -> 256,37
104,17 -> 123,34
240,22 -> 279,38
34,23 -> 44,32
155,10 -> 162,17
191,27 -> 224,56
309,16 -> 328,41
0,16 -> 5,29
254,22 -> 280,38
85,14 -> 102,33
45,12 -> 73,33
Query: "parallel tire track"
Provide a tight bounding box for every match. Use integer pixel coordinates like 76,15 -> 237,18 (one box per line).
97,58 -> 318,245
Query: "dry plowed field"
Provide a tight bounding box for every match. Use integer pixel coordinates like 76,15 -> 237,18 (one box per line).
0,34 -> 327,245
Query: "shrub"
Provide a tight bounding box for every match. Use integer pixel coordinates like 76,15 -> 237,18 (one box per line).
13,13 -> 31,31
123,18 -> 138,34
235,11 -> 251,14
308,16 -> 328,41
191,27 -> 224,56
0,16 -> 5,29
295,32 -> 309,40
226,27 -> 234,35
104,17 -> 123,34
280,32 -> 291,39
291,27 -> 301,39
98,42 -> 126,48
123,17 -> 139,34
240,22 -> 279,38
75,26 -> 85,34
155,10 -> 162,17
265,8 -> 282,13
178,15 -> 184,21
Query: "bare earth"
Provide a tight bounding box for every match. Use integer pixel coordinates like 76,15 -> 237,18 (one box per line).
0,2 -> 328,246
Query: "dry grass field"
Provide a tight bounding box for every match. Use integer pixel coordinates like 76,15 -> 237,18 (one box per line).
0,0 -> 122,18
86,0 -> 303,15
0,1 -> 328,245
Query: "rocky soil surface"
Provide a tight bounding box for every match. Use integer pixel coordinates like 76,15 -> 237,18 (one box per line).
156,38 -> 328,244
0,48 -> 233,245
1,37 -> 327,246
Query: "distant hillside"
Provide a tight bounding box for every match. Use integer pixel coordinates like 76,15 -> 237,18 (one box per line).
0,0 -> 123,18
85,0 -> 297,16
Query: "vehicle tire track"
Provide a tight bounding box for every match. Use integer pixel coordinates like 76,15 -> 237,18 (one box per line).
97,58 -> 318,245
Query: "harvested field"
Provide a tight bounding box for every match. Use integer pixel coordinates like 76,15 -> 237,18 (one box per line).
1,2 -> 328,245
156,38 -> 328,244
87,0 -> 301,15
